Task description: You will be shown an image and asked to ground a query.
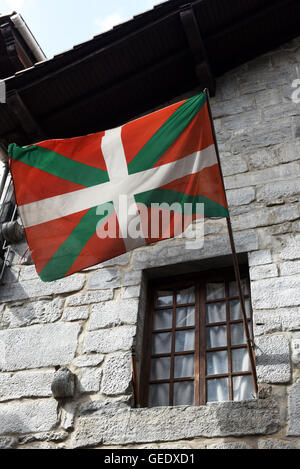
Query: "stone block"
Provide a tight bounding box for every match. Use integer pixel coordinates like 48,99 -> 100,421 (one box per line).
224,162 -> 300,190
78,368 -> 102,394
87,269 -> 121,290
0,370 -> 54,402
78,397 -> 130,415
215,73 -> 238,100
248,250 -> 272,266
256,178 -> 300,201
292,333 -> 300,364
248,148 -> 277,170
61,402 -> 77,431
84,327 -> 136,354
254,311 -> 281,336
89,300 -> 139,330
2,299 -> 64,328
229,202 -> 261,217
231,205 -> 299,231
19,265 -> 38,281
2,265 -> 20,284
231,120 -> 294,154
132,230 -> 258,271
0,400 -> 58,436
222,111 -> 260,133
254,309 -> 300,336
263,102 -> 300,123
123,271 -> 143,287
0,275 -> 85,304
99,252 -> 131,268
122,286 -> 141,299
280,242 -> 300,261
287,381 -> 300,436
211,95 -> 255,118
258,439 -> 298,449
207,441 -> 253,449
280,261 -> 300,276
0,323 -> 80,371
0,437 -> 17,449
84,253 -> 131,270
255,89 -> 281,108
277,141 -> 300,164
255,335 -> 291,383
101,353 -> 132,396
251,276 -> 300,309
73,354 -> 104,368
239,64 -> 288,92
227,187 -> 255,207
250,264 -> 278,280
220,156 -> 248,176
18,431 -> 68,445
66,290 -> 114,307
19,442 -> 54,449
62,306 -> 89,322
204,219 -> 226,235
72,399 -> 279,448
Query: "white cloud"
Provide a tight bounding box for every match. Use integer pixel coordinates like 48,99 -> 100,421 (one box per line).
94,12 -> 127,34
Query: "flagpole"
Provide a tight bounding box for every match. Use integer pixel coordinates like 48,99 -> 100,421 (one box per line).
204,88 -> 258,397
131,346 -> 140,407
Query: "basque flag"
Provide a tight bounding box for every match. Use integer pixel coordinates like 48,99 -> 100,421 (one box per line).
8,92 -> 228,282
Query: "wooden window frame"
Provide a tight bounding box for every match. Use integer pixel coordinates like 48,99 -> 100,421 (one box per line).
140,266 -> 255,407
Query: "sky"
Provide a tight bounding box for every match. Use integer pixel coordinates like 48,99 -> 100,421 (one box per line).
0,0 -> 164,58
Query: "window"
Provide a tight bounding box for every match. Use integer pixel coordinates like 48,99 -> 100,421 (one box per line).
140,267 -> 255,407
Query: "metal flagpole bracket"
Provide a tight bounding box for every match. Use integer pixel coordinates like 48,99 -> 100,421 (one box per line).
204,87 -> 258,397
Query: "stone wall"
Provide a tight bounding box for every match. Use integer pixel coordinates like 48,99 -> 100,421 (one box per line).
0,36 -> 300,450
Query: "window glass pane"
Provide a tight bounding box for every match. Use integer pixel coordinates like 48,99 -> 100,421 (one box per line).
207,351 -> 228,376
149,383 -> 169,407
233,376 -> 254,401
152,332 -> 172,354
175,330 -> 195,352
207,378 -> 229,402
176,307 -> 195,327
206,302 -> 226,324
206,283 -> 225,301
206,326 -> 227,349
230,299 -> 251,320
174,354 -> 194,378
157,291 -> 173,307
229,278 -> 249,297
151,357 -> 171,380
173,381 -> 194,406
232,348 -> 250,373
176,286 -> 195,305
230,323 -> 248,346
154,309 -> 173,330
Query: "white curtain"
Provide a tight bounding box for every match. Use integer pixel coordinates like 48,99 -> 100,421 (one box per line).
233,376 -> 254,401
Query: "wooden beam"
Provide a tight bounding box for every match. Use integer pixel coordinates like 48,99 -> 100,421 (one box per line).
42,49 -> 191,131
7,9 -> 181,94
180,5 -> 216,96
7,91 -> 46,142
0,23 -> 23,73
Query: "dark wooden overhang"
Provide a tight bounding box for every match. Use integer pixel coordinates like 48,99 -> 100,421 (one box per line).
1,0 -> 300,149
0,13 -> 41,79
